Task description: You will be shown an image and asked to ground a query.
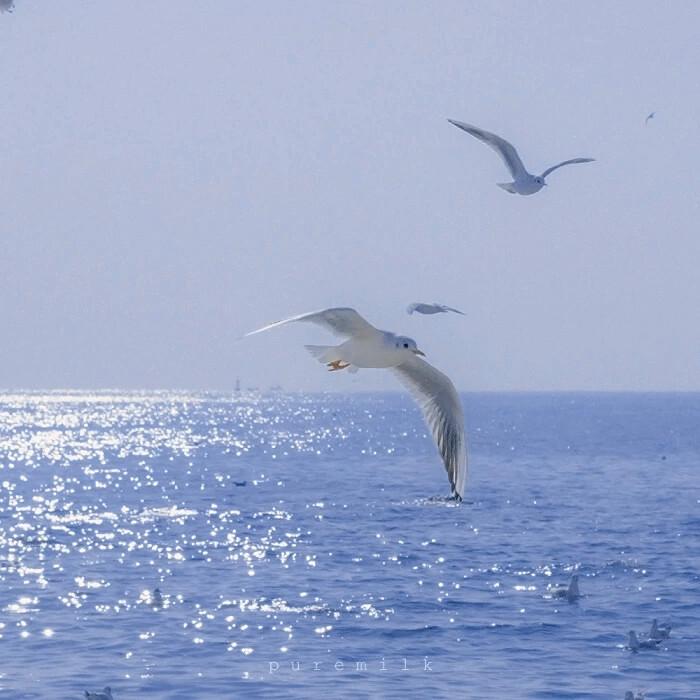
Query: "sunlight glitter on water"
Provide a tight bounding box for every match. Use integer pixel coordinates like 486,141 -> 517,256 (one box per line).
2,391 -> 699,697
0,390 -> 359,666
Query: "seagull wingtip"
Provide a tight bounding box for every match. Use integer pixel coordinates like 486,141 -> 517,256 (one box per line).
236,329 -> 259,342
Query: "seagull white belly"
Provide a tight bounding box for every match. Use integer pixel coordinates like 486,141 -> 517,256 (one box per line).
340,339 -> 404,368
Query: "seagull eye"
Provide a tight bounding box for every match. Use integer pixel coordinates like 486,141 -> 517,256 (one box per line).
403,343 -> 409,348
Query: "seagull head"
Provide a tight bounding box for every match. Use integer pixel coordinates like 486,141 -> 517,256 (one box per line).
534,176 -> 546,187
395,335 -> 425,357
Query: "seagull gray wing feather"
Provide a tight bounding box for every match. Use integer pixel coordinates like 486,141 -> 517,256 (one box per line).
540,157 -> 595,179
448,119 -> 528,179
241,307 -> 379,340
392,356 -> 467,501
407,302 -> 445,315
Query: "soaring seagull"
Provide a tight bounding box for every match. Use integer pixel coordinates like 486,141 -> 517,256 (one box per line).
241,307 -> 468,501
448,118 -> 595,195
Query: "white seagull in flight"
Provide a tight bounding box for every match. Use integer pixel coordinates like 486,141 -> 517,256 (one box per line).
241,307 -> 468,501
448,119 -> 595,195
407,302 -> 465,316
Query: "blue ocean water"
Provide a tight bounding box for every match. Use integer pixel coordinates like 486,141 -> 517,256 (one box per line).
0,391 -> 698,699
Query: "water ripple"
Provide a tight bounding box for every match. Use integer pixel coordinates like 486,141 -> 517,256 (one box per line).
0,391 -> 698,698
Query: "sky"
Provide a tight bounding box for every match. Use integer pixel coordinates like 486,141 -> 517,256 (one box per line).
1,1 -> 698,392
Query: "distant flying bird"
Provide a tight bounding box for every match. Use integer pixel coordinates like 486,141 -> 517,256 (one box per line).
627,630 -> 661,652
447,119 -> 595,195
547,574 -> 580,603
645,112 -> 655,125
240,307 -> 468,501
407,302 -> 465,316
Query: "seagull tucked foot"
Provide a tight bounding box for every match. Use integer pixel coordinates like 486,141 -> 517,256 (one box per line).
327,360 -> 350,371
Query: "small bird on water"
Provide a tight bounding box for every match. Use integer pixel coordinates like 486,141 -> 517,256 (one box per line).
627,630 -> 661,651
85,688 -> 113,700
547,574 -> 580,602
649,618 -> 671,639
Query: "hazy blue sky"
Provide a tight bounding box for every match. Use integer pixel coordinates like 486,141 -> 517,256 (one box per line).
2,1 -> 698,391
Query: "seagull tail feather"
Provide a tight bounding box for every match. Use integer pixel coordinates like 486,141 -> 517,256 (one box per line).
304,344 -> 340,364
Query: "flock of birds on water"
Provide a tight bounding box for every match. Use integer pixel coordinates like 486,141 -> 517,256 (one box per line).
79,575 -> 670,698
536,572 -> 675,663
544,574 -> 673,700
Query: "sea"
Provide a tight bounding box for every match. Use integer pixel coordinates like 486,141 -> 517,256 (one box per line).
0,390 -> 698,700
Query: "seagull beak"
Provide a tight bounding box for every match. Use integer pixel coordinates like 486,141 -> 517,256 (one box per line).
412,349 -> 426,357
